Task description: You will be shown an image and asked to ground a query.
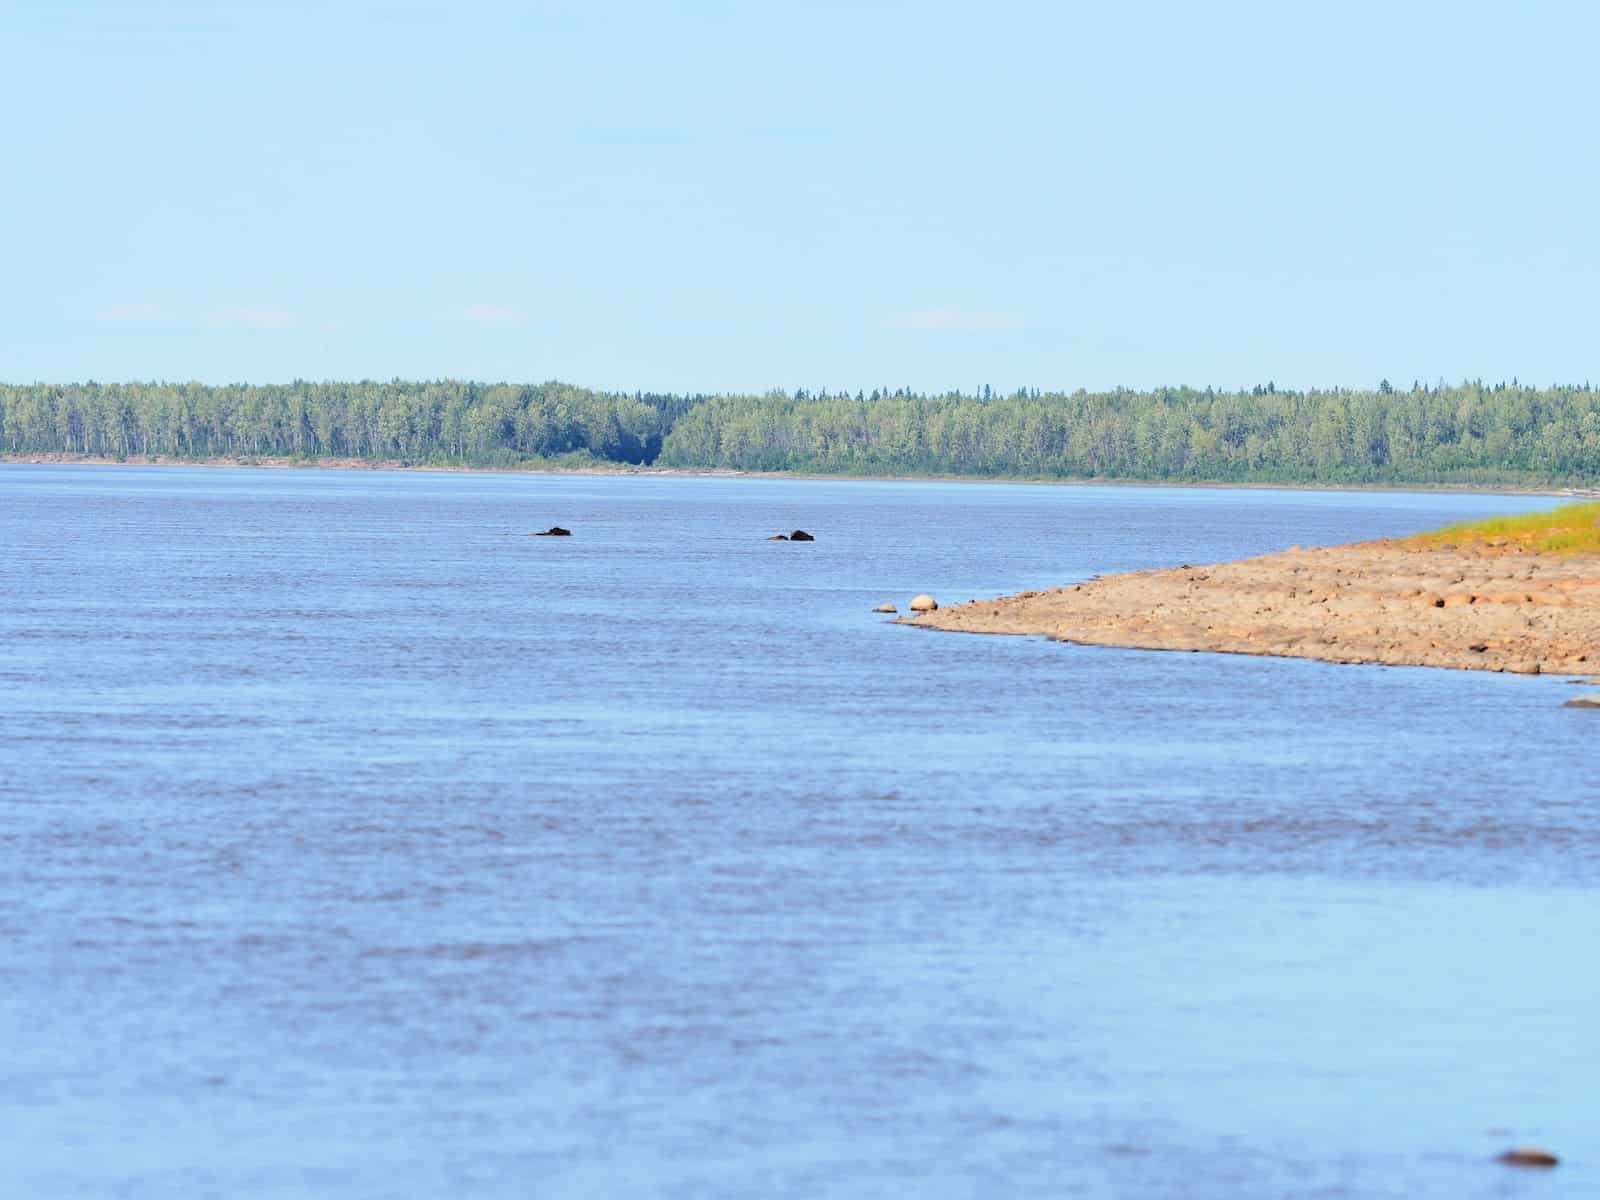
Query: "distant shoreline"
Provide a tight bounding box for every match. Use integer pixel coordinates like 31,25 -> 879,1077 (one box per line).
1,452 -> 1589,499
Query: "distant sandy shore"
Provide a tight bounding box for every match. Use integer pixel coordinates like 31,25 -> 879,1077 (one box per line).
3,453 -> 1593,498
904,540 -> 1600,675
0,452 -> 587,474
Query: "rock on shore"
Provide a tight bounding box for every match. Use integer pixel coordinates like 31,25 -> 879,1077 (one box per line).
902,539 -> 1600,675
1498,1147 -> 1560,1168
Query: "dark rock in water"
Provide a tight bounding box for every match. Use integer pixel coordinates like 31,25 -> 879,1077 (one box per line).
1563,693 -> 1600,709
766,534 -> 789,541
1498,1147 -> 1559,1168
789,530 -> 815,541
533,526 -> 572,537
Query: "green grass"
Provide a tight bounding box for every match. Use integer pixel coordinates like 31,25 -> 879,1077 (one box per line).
1410,501 -> 1600,554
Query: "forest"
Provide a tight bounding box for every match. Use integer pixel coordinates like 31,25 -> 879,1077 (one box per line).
3,378 -> 1599,487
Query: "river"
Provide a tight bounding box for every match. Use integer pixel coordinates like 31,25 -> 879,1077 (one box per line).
1,466 -> 1592,1198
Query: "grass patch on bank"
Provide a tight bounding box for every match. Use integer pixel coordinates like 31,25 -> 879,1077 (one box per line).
1409,501 -> 1600,554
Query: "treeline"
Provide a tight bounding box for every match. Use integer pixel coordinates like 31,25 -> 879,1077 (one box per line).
3,379 -> 1599,485
0,381 -> 691,466
658,382 -> 1600,485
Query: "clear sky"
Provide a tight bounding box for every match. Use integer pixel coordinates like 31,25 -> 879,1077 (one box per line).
5,0 -> 1597,392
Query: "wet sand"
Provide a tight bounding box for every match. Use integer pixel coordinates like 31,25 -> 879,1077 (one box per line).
905,539 -> 1600,675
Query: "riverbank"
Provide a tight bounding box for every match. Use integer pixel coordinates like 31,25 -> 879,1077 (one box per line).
0,451 -> 637,474
2,453 -> 1593,498
904,513 -> 1600,675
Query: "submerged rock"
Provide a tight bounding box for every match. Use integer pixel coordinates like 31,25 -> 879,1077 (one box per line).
873,603 -> 897,614
1563,693 -> 1600,709
1498,1147 -> 1559,1168
909,594 -> 939,612
766,534 -> 789,541
789,530 -> 815,541
533,526 -> 572,537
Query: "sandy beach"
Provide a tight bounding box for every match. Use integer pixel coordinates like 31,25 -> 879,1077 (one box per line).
6,453 -> 1597,499
905,537 -> 1600,675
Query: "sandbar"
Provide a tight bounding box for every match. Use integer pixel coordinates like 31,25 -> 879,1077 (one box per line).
904,539 -> 1600,675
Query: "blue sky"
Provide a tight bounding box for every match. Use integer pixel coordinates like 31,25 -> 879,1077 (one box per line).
4,0 -> 1597,391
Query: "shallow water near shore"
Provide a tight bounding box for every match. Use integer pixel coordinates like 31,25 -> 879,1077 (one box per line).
1,465 -> 1594,1199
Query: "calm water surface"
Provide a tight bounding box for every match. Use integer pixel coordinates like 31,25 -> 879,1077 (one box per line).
1,466 -> 1595,1198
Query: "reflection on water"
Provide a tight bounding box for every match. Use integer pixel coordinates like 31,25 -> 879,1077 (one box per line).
0,466 -> 1593,1199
